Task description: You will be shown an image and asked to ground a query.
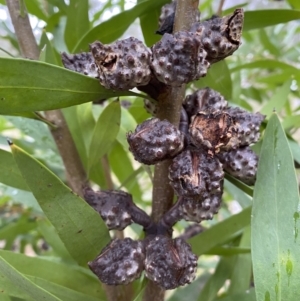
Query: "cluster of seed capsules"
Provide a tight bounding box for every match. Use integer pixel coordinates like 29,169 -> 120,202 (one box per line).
61,2 -> 261,291
62,7 -> 244,89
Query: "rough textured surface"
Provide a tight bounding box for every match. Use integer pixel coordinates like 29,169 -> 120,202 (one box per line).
83,188 -> 133,230
61,52 -> 98,77
127,118 -> 185,165
151,31 -> 210,85
89,238 -> 145,285
169,150 -> 224,200
90,37 -> 151,90
191,9 -> 244,63
144,236 -> 198,289
189,111 -> 234,152
183,88 -> 228,118
225,107 -> 265,149
217,146 -> 258,185
179,194 -> 222,222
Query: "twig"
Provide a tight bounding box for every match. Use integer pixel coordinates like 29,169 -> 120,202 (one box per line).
5,1 -> 131,300
217,0 -> 226,16
143,1 -> 200,301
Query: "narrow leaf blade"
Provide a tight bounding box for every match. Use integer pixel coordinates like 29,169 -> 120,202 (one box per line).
10,143 -> 110,266
0,58 -> 138,114
0,255 -> 61,301
252,113 -> 300,301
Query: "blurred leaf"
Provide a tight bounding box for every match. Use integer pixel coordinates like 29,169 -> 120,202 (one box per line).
189,207 -> 251,255
139,4 -> 161,46
205,246 -> 250,256
283,115 -> 300,130
117,107 -> 137,149
24,0 -> 48,21
26,276 -> 103,301
0,215 -> 37,248
0,250 -> 104,299
244,10 -> 300,31
258,29 -> 280,57
225,174 -> 253,197
252,113 -> 300,301
39,32 -> 60,66
73,0 -> 169,52
261,80 -> 291,118
0,255 -> 61,301
197,256 -> 235,301
10,143 -> 110,266
168,273 -> 210,301
217,288 -> 256,301
231,59 -> 299,74
228,226 -> 252,295
0,58 -> 139,114
195,60 -> 232,100
88,101 -> 121,171
224,180 -> 252,209
109,141 -> 142,200
65,0 -> 89,51
288,139 -> 300,165
0,149 -> 29,190
287,0 -> 300,9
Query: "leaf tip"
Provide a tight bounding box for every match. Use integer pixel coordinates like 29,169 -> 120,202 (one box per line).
6,138 -> 13,146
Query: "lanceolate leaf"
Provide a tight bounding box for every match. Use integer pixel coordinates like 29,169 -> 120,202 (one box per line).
244,10 -> 300,31
0,255 -> 61,301
64,0 -> 89,51
0,148 -> 29,190
195,60 -> 232,100
10,143 -> 110,267
189,207 -> 251,255
0,58 -> 139,114
0,250 -> 104,299
252,113 -> 300,301
88,101 -> 121,171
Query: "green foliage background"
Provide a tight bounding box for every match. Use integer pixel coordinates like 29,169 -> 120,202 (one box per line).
0,0 -> 300,300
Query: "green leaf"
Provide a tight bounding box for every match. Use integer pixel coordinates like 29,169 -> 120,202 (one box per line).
109,141 -> 142,200
73,0 -> 170,52
65,0 -> 89,51
287,0 -> 300,9
195,60 -> 232,100
36,218 -> 74,262
0,255 -> 61,301
0,149 -> 29,190
26,276 -> 103,301
228,226 -> 252,295
39,31 -> 60,66
216,288 -> 256,301
10,143 -> 110,266
197,256 -> 236,301
260,80 -> 291,118
252,113 -> 300,301
0,58 -> 139,114
283,115 -> 300,130
24,0 -> 48,21
88,101 -> 121,171
0,250 -> 104,299
244,10 -> 300,31
139,4 -> 162,46
230,59 -> 299,74
189,207 -> 251,255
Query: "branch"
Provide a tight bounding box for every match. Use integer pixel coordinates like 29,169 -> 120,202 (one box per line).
5,0 -> 87,197
143,1 -> 200,301
5,2 -> 130,300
